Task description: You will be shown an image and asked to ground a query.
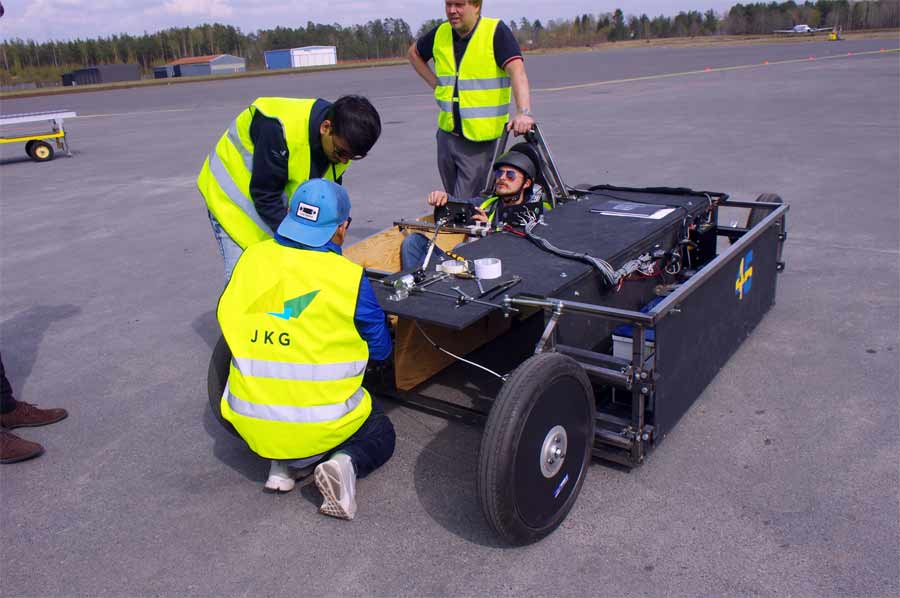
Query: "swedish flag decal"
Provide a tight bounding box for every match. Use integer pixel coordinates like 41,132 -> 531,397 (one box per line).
735,250 -> 753,301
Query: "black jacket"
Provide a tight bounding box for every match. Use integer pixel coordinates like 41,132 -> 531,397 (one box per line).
248,99 -> 341,232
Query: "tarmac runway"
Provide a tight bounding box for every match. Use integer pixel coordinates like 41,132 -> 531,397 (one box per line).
1,38 -> 898,596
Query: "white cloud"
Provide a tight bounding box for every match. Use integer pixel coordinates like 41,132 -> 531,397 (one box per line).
160,0 -> 234,18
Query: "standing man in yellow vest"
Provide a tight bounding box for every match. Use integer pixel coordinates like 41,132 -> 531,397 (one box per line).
408,0 -> 535,200
217,179 -> 395,520
198,95 -> 382,280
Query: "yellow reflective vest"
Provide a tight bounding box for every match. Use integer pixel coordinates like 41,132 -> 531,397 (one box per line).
217,239 -> 371,459
197,98 -> 349,250
433,18 -> 511,142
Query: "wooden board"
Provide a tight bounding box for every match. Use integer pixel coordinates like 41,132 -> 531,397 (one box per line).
344,215 -> 467,273
394,312 -> 512,390
344,218 -> 501,390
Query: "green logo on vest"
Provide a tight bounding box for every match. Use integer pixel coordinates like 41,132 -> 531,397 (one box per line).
267,290 -> 320,320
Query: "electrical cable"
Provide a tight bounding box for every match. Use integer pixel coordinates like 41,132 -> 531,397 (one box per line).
413,322 -> 507,381
523,219 -> 620,285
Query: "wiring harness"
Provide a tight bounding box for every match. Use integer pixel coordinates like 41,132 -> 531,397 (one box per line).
521,216 -> 658,287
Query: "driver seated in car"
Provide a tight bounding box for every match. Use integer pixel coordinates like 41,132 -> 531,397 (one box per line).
400,145 -> 550,271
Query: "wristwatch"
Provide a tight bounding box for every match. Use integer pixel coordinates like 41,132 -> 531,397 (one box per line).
518,108 -> 533,117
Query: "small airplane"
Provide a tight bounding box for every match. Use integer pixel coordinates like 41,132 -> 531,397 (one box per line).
774,24 -> 833,34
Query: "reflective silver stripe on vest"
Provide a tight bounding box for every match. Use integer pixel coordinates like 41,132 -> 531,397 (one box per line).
207,151 -> 274,235
435,99 -> 455,112
224,382 -> 365,424
232,357 -> 367,382
457,77 -> 510,91
227,121 -> 253,172
436,75 -> 456,86
459,105 -> 509,119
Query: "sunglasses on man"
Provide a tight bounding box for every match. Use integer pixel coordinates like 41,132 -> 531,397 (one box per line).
494,168 -> 521,181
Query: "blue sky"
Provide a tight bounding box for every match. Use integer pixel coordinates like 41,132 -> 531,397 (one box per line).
0,1 -> 736,43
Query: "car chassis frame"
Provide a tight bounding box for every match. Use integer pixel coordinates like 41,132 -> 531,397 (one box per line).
208,125 -> 789,545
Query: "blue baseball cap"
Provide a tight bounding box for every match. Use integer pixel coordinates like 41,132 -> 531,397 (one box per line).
277,179 -> 351,247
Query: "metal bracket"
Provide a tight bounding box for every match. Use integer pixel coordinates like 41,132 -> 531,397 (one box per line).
534,300 -> 564,354
623,365 -> 635,391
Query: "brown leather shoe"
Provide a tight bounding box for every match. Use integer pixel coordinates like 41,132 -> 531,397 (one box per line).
0,430 -> 44,464
0,401 -> 68,429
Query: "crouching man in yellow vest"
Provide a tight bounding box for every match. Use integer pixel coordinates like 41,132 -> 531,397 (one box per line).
217,179 -> 395,520
198,95 -> 382,280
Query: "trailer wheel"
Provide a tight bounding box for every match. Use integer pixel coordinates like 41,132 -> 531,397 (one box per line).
25,140 -> 36,158
748,193 -> 786,271
478,352 -> 595,545
207,334 -> 238,437
29,140 -> 55,162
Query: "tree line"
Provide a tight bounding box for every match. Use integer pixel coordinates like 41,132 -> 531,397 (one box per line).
0,19 -> 413,86
509,1 -> 897,49
1,1 -> 897,86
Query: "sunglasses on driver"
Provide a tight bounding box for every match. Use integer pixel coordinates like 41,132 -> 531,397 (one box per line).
494,168 -> 521,181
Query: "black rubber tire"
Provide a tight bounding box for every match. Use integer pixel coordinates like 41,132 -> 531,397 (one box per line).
478,352 -> 595,545
748,193 -> 786,270
25,140 -> 36,158
747,193 -> 782,229
207,334 -> 239,437
29,140 -> 54,162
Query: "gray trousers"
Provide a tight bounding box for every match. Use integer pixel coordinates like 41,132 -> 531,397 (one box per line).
436,129 -> 497,200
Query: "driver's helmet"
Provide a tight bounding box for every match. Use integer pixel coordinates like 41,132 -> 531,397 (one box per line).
494,147 -> 538,181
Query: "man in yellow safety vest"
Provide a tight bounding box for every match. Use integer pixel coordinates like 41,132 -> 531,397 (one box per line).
198,96 -> 382,280
408,0 -> 535,200
217,179 -> 394,520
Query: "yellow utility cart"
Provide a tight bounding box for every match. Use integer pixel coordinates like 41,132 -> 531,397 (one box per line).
0,110 -> 77,162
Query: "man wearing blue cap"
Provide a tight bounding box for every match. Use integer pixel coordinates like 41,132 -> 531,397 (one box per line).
216,179 -> 394,520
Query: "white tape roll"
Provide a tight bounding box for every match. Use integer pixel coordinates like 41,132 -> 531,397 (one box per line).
474,258 -> 502,280
438,260 -> 468,274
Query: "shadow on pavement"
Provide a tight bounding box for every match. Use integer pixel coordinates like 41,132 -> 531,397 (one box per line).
198,327 -> 267,483
202,398 -> 267,483
0,156 -> 37,166
402,317 -> 545,547
0,304 -> 82,391
411,411 -> 507,548
191,309 -> 219,351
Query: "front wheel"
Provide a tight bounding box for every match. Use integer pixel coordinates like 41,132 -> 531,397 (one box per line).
29,140 -> 55,162
478,352 -> 595,545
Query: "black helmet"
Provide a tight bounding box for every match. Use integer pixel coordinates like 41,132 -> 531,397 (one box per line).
494,148 -> 537,181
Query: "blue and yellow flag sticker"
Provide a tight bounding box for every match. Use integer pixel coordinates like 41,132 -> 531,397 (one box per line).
735,250 -> 753,300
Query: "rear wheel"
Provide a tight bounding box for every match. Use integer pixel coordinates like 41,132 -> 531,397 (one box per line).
208,334 -> 238,437
478,352 -> 595,545
748,193 -> 786,271
29,140 -> 54,162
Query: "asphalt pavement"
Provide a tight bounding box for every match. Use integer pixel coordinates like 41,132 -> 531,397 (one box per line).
1,38 -> 898,597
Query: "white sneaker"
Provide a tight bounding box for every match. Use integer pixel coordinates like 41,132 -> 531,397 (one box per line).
314,453 -> 357,520
264,460 -> 297,493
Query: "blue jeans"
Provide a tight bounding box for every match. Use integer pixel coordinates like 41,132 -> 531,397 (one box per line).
327,399 -> 395,478
284,398 -> 395,478
208,211 -> 243,281
400,233 -> 450,272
